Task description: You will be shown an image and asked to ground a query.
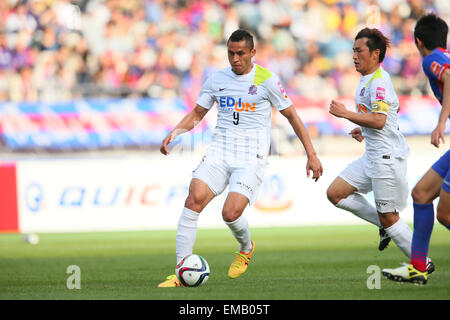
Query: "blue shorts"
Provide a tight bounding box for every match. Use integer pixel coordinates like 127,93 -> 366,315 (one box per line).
431,150 -> 450,193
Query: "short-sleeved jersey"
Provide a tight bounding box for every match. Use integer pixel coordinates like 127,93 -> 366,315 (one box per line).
355,66 -> 409,162
422,47 -> 450,104
196,64 -> 292,161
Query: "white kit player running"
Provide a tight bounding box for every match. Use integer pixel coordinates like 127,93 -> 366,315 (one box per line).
327,28 -> 419,260
195,63 -> 289,200
158,29 -> 323,287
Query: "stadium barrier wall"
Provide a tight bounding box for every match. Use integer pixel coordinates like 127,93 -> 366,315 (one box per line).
0,96 -> 446,151
0,149 -> 443,233
0,162 -> 19,232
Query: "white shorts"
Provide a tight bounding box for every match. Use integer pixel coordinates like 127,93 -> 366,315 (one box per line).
339,154 -> 409,213
192,153 -> 267,205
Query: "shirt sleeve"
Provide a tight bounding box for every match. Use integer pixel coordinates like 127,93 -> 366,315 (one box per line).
196,75 -> 215,110
369,78 -> 390,115
265,74 -> 292,111
423,54 -> 449,82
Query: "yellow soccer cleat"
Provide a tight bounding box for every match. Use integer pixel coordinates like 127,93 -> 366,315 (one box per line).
382,263 -> 428,285
157,274 -> 183,288
228,240 -> 255,279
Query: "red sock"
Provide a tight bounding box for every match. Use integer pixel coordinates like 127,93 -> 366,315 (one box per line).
410,259 -> 427,272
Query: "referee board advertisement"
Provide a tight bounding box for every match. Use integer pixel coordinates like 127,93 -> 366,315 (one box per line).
0,151 -> 442,233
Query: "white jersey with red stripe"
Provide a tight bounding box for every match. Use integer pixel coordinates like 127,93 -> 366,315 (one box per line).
196,64 -> 292,162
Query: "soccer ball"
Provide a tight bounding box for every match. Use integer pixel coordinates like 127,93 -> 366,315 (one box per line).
175,254 -> 210,287
23,233 -> 39,245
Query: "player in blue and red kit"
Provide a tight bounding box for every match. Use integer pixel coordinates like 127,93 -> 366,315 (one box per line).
383,13 -> 450,285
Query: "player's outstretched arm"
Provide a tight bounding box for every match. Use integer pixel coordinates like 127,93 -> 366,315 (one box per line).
431,69 -> 450,148
279,106 -> 323,182
160,104 -> 209,155
329,99 -> 386,130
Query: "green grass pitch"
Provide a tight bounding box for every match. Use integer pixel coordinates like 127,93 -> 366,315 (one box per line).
0,224 -> 449,300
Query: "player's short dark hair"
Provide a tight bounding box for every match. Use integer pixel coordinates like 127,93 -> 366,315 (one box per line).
227,29 -> 254,51
414,13 -> 448,50
355,28 -> 390,62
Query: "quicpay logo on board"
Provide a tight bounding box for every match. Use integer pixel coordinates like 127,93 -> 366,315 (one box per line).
57,184 -> 188,208
24,183 -> 44,212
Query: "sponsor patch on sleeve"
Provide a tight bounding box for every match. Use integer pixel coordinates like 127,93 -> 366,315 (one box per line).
430,61 -> 442,76
375,87 -> 385,100
277,81 -> 289,99
430,61 -> 449,80
371,100 -> 389,113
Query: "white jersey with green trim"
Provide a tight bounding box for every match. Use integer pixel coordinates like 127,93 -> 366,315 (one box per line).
355,66 -> 409,162
196,64 -> 292,162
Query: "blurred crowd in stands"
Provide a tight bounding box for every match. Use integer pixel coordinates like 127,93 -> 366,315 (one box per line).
0,0 -> 449,105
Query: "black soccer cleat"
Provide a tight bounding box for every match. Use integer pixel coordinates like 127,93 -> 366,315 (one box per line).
378,228 -> 391,251
426,259 -> 435,275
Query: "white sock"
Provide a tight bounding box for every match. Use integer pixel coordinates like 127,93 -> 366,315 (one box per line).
336,193 -> 381,227
175,207 -> 199,264
384,218 -> 413,258
224,215 -> 252,253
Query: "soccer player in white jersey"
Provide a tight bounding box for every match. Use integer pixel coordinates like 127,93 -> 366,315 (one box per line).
157,29 -> 323,287
326,28 -> 429,263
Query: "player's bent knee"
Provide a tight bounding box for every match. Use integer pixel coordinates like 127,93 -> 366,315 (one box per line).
411,186 -> 422,203
411,185 -> 432,204
436,213 -> 450,227
222,211 -> 238,223
378,212 -> 399,228
222,208 -> 241,223
184,193 -> 208,212
436,206 -> 450,227
326,187 -> 341,206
